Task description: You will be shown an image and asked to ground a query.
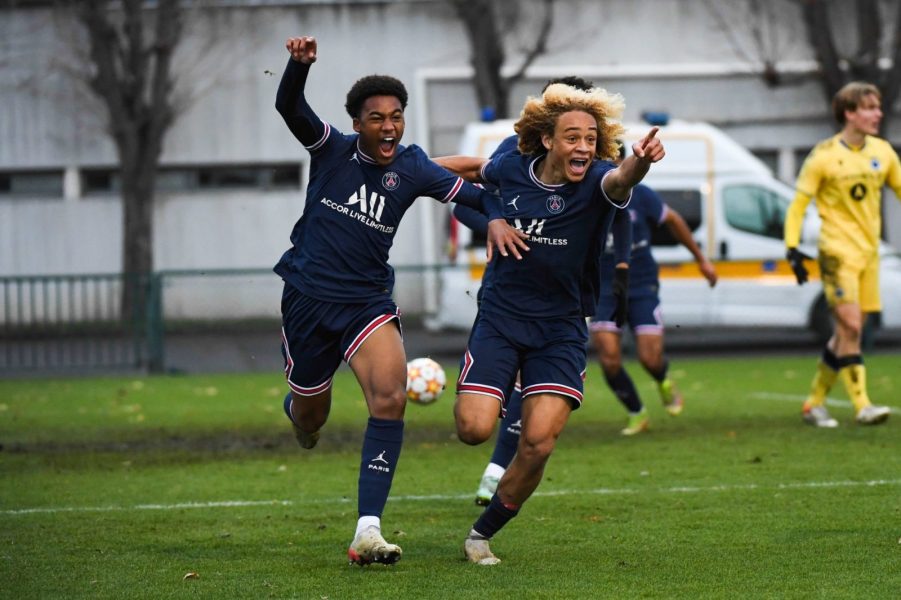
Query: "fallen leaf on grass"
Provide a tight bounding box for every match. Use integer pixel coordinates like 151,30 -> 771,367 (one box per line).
183,572 -> 199,580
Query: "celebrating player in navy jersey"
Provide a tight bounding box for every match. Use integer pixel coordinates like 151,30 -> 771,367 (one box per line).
590,174 -> 717,436
443,76 -> 634,507
439,83 -> 664,564
273,35 -> 527,567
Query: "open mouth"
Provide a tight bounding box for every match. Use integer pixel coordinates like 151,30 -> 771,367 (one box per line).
379,137 -> 397,155
569,158 -> 588,176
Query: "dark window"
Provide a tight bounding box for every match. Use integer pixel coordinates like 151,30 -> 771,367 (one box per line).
751,149 -> 778,176
81,169 -> 118,194
268,164 -> 302,189
723,185 -> 788,240
0,170 -> 64,197
81,163 -> 303,195
651,189 -> 702,246
794,148 -> 813,176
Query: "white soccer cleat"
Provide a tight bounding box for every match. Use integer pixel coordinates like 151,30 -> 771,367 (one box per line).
464,537 -> 500,565
855,404 -> 891,426
475,474 -> 500,506
802,405 -> 838,428
347,526 -> 402,566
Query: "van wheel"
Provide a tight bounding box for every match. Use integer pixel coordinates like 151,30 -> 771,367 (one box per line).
809,294 -> 832,344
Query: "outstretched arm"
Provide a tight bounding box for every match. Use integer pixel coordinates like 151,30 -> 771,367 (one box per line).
434,155 -> 487,183
275,36 -> 326,147
663,208 -> 717,287
603,127 -> 665,201
453,204 -> 489,237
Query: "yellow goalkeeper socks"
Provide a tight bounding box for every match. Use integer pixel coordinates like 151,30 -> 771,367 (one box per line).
837,355 -> 870,412
804,348 -> 839,408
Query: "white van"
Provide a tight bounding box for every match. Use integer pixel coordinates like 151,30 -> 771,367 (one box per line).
436,118 -> 901,339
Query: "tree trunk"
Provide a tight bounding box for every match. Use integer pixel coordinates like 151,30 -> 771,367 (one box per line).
118,136 -> 161,324
451,0 -> 507,117
451,0 -> 554,119
76,0 -> 180,325
801,0 -> 900,132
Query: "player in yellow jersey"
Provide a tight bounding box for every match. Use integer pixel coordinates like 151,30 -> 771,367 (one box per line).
784,81 -> 901,427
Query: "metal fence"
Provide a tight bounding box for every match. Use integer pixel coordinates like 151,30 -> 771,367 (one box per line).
0,273 -> 163,374
0,266 -> 452,375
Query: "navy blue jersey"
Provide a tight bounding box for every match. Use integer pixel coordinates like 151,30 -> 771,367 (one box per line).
480,152 -> 628,319
493,134 -> 519,157
274,59 -> 499,302
601,184 -> 666,297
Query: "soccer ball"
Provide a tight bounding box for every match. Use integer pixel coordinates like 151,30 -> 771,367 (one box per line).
406,357 -> 447,405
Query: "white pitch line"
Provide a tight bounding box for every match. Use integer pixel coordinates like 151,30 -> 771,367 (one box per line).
4,478 -> 900,516
750,392 -> 901,415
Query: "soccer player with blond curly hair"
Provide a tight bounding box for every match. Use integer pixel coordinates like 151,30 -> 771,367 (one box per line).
438,83 -> 664,564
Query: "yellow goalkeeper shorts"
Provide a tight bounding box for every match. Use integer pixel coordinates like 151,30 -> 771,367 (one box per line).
818,248 -> 880,312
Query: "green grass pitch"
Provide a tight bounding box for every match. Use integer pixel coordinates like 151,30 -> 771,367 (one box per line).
1,353 -> 899,599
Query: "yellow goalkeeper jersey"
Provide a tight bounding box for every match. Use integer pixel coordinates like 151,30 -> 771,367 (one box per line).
784,133 -> 901,256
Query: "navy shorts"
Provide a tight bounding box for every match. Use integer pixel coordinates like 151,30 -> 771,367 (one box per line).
457,311 -> 587,410
589,292 -> 663,335
280,283 -> 401,396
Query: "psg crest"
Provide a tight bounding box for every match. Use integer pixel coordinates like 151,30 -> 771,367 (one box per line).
382,171 -> 400,190
546,194 -> 565,214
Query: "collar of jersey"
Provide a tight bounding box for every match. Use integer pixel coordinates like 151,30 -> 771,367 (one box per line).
355,140 -> 379,165
529,156 -> 566,192
838,134 -> 867,152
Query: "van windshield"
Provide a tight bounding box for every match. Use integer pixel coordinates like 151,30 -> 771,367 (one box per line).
723,185 -> 788,240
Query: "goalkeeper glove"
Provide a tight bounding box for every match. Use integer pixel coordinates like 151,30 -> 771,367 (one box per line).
612,266 -> 629,327
786,247 -> 812,285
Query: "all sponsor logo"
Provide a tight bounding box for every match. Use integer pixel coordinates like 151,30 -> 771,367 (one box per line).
347,184 -> 386,221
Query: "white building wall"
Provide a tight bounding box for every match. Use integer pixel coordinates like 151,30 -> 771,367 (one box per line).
2,0 -> 901,319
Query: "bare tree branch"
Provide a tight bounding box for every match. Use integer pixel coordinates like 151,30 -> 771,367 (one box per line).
450,0 -> 554,119
505,0 -> 554,85
881,0 -> 901,113
801,0 -> 845,101
853,0 -> 881,82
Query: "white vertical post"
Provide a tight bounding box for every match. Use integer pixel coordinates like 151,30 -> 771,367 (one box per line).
413,69 -> 439,326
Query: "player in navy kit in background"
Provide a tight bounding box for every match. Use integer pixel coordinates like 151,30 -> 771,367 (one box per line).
590,146 -> 717,435
439,83 -> 664,564
274,35 -> 527,566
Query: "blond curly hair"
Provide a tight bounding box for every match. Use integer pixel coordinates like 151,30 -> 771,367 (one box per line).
515,83 -> 625,161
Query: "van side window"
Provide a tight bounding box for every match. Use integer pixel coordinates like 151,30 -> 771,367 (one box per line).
651,190 -> 702,246
723,185 -> 787,240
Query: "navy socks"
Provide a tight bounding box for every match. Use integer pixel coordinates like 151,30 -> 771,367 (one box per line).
604,368 -> 643,413
472,494 -> 520,539
357,416 -> 404,517
490,387 -> 522,469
